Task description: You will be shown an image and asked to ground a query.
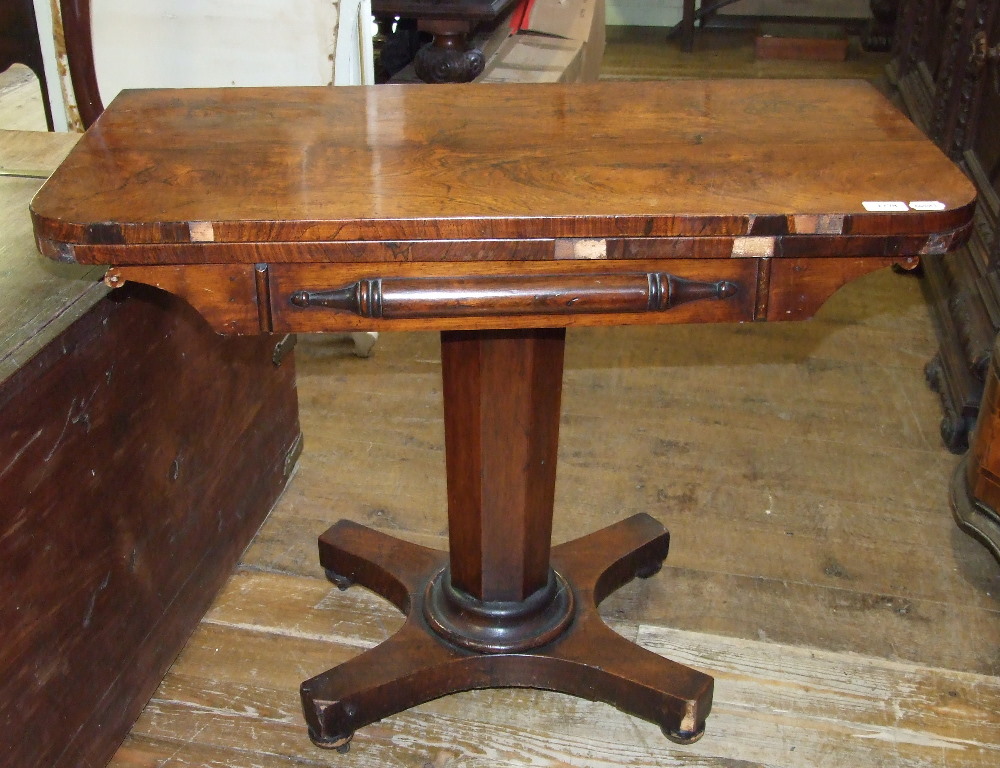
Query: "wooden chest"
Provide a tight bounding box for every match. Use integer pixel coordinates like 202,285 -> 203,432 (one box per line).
0,131 -> 302,768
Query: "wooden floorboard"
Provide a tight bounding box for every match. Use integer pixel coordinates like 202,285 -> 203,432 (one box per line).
5,26 -> 998,768
107,570 -> 1000,767
0,65 -> 50,132
151,262 -> 1000,766
600,26 -> 891,82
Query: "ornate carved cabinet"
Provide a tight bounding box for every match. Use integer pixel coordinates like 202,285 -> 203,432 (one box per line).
957,335 -> 1000,562
888,0 -> 1000,563
888,0 -> 1000,453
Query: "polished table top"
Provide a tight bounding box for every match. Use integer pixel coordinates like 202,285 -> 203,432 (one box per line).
30,80 -> 976,336
33,80 -> 974,248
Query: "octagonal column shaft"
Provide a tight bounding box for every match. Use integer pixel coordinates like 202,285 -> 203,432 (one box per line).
440,328 -> 566,603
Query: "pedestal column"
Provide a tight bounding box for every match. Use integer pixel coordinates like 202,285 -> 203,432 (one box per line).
425,329 -> 573,652
300,329 -> 713,751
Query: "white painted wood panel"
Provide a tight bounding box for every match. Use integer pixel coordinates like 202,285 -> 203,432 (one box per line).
91,0 -> 339,99
32,0 -> 373,131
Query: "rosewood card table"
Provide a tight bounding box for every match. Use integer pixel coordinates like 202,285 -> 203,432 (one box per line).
30,80 -> 976,750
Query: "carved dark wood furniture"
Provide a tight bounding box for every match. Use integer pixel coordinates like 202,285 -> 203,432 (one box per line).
373,0 -> 520,82
888,1 -> 1000,563
865,0 -> 902,52
674,0 -> 751,51
673,1 -> 891,53
889,0 -> 1000,453
30,80 -> 975,749
956,331 -> 1000,563
0,0 -> 54,129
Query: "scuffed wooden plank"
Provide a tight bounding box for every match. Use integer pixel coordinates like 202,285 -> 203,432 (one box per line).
116,569 -> 1000,767
0,175 -> 107,385
0,129 -> 79,178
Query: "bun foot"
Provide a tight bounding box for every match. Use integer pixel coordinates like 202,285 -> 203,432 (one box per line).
309,729 -> 352,753
324,568 -> 354,591
662,722 -> 706,745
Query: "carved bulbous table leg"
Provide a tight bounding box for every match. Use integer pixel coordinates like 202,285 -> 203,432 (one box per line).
862,0 -> 900,52
300,329 -> 714,748
413,20 -> 486,83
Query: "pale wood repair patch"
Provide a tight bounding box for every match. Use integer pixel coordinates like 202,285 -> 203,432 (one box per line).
554,238 -> 608,259
189,221 -> 216,242
792,214 -> 845,235
732,236 -> 776,258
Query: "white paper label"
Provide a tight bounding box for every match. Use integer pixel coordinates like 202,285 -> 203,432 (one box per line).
908,200 -> 947,211
862,201 -> 909,212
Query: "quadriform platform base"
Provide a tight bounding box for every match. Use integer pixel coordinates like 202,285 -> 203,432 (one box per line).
305,514 -> 709,750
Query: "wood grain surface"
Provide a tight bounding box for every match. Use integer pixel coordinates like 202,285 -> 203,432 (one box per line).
31,80 -> 976,251
442,329 -> 565,601
0,129 -> 79,178
0,173 -> 106,385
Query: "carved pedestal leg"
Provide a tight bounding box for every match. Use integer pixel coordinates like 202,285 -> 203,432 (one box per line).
300,329 -> 714,748
413,19 -> 486,83
680,0 -> 696,52
951,345 -> 1000,565
951,458 -> 1000,565
862,0 -> 900,53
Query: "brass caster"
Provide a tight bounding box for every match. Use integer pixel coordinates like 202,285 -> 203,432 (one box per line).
635,562 -> 662,579
662,722 -> 705,745
324,568 -> 354,591
310,730 -> 353,753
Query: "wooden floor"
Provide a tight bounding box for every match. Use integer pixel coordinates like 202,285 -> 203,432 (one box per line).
6,27 -> 1000,767
601,25 -> 893,82
0,64 -> 50,132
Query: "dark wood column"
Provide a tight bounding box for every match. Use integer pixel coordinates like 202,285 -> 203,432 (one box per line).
441,328 -> 565,602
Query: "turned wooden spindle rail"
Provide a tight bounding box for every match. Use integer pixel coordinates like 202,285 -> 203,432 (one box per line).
287,273 -> 739,318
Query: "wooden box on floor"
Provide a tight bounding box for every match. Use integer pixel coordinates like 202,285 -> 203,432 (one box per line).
955,332 -> 1000,564
0,133 -> 302,768
754,24 -> 849,62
